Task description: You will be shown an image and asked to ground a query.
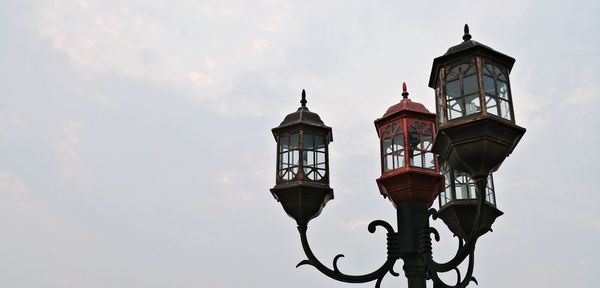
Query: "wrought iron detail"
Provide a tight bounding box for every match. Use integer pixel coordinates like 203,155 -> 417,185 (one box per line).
293,177 -> 493,288
418,177 -> 492,287
296,220 -> 400,288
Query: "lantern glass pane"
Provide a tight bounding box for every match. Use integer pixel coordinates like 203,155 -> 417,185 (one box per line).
278,133 -> 300,181
302,132 -> 326,181
425,152 -> 435,169
439,163 -> 454,208
408,121 -> 435,169
486,174 -> 496,206
482,60 -> 513,121
443,59 -> 483,121
464,75 -> 479,95
439,191 -> 451,206
447,98 -> 463,120
446,80 -> 461,99
498,81 -> 509,100
441,164 -> 451,207
499,71 -> 507,81
445,66 -> 460,81
455,172 -> 476,200
500,100 -> 512,120
465,94 -> 481,115
279,135 -> 288,152
317,152 -> 326,170
411,150 -> 423,167
442,168 -> 497,205
484,76 -> 495,95
382,124 -> 405,172
485,96 -> 499,116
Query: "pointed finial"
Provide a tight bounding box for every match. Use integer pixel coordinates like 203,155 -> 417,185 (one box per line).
402,82 -> 409,99
463,24 -> 472,42
300,89 -> 307,107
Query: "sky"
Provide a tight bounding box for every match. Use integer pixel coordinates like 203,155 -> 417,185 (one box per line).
1,0 -> 599,287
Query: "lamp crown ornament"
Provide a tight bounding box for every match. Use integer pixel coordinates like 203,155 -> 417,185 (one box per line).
300,89 -> 307,108
462,23 -> 472,42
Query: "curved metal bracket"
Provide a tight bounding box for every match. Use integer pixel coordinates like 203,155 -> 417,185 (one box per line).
428,251 -> 478,288
296,221 -> 400,287
418,177 -> 492,287
292,177 -> 495,288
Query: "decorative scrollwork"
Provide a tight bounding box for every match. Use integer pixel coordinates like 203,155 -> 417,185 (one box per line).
428,251 -> 478,288
295,177 -> 495,288
296,220 -> 400,287
418,177 -> 495,287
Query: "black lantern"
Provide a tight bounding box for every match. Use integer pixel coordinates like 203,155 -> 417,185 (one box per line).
271,90 -> 333,226
437,163 -> 502,238
429,24 -> 526,179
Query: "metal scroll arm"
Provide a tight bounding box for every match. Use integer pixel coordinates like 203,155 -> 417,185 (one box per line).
429,250 -> 478,288
418,177 -> 491,286
296,220 -> 400,287
417,223 -> 478,288
420,216 -> 487,273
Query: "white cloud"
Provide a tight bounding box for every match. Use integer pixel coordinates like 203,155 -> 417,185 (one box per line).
189,71 -> 215,87
0,171 -> 29,208
53,121 -> 87,183
266,15 -> 284,32
215,170 -> 256,201
201,4 -> 234,17
0,115 -> 25,138
206,57 -> 217,69
216,171 -> 237,186
253,38 -> 269,53
340,219 -> 370,231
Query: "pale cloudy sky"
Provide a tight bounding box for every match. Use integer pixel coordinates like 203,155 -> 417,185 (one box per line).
1,0 -> 599,287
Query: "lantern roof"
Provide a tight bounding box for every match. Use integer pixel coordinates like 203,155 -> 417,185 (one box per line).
272,90 -> 332,139
428,24 -> 515,88
375,83 -> 435,125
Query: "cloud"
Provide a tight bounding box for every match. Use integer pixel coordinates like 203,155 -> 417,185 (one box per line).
2,1 -> 600,287
53,121 -> 87,183
253,38 -> 269,53
189,71 -> 215,87
340,219 -> 370,231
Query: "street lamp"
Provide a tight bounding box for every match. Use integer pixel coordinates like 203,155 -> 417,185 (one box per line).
430,24 -> 526,243
270,89 -> 333,227
430,24 -> 525,179
270,25 -> 526,288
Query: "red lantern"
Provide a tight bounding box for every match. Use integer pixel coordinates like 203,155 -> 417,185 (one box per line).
374,83 -> 444,208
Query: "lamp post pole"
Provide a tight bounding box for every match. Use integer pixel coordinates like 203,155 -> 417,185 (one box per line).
270,25 -> 525,288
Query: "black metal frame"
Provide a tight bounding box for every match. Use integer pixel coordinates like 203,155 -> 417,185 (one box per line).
294,177 -> 491,288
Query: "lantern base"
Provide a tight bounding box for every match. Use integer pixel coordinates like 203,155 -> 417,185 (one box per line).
271,182 -> 333,226
376,169 -> 444,208
436,200 -> 503,239
433,117 -> 525,178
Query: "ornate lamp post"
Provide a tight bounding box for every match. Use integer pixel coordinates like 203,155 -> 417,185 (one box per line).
269,26 -> 526,288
